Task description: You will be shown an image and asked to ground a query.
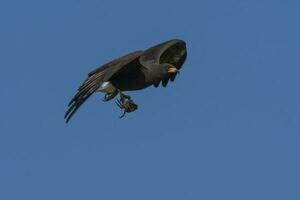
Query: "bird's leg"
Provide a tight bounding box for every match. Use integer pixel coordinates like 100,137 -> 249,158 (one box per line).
119,91 -> 131,102
103,90 -> 118,102
118,92 -> 133,109
117,90 -> 131,108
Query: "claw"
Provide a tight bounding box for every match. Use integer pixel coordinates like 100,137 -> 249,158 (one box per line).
115,101 -> 122,109
119,110 -> 126,118
116,99 -> 123,109
102,94 -> 109,102
119,99 -> 124,106
103,91 -> 118,102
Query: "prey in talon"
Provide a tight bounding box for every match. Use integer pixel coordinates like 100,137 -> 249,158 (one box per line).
64,39 -> 187,123
115,95 -> 138,118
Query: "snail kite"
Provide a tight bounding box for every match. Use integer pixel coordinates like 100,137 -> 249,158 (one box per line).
64,39 -> 187,122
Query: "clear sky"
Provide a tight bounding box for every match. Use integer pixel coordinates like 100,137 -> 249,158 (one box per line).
1,0 -> 300,199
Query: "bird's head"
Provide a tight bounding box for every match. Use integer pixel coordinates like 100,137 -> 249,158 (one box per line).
155,39 -> 186,82
151,63 -> 179,80
164,63 -> 179,76
140,39 -> 187,86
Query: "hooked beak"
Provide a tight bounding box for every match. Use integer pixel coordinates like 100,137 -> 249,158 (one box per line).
167,66 -> 178,74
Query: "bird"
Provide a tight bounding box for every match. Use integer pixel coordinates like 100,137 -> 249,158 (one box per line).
64,39 -> 187,122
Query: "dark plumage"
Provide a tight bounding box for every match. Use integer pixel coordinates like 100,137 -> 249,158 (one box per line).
65,39 -> 187,122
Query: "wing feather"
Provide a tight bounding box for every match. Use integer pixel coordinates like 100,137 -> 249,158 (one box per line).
162,77 -> 169,87
64,51 -> 143,123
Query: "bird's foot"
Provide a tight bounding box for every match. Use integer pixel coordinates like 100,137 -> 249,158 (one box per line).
102,91 -> 118,102
119,92 -> 131,101
115,95 -> 138,118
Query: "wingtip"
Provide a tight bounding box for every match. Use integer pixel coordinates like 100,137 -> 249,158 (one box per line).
64,113 -> 69,123
64,112 -> 72,123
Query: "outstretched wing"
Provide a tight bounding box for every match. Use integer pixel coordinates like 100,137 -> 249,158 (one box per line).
64,51 -> 143,123
139,39 -> 187,87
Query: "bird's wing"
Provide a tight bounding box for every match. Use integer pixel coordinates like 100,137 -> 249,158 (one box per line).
64,51 -> 143,123
139,39 -> 186,68
139,39 -> 187,87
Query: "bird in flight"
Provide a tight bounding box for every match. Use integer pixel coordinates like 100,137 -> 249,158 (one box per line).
64,39 -> 187,122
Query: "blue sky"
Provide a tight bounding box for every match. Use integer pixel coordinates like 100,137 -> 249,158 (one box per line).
1,0 -> 300,199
